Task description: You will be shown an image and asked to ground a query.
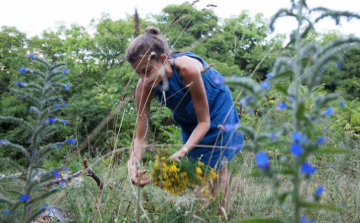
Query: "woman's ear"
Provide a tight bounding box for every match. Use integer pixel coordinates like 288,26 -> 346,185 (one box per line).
160,54 -> 167,63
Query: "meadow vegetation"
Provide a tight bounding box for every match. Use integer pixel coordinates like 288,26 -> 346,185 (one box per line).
0,0 -> 360,222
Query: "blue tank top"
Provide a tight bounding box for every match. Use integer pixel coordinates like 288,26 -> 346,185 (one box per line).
154,52 -> 243,169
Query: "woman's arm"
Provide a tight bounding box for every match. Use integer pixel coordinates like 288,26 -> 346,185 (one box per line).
128,79 -> 155,186
169,56 -> 211,160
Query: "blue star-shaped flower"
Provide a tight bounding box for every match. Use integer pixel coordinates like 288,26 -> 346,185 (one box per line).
290,142 -> 303,157
255,151 -> 270,169
301,162 -> 317,175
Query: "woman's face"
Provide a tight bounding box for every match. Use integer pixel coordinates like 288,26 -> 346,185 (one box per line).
130,56 -> 166,87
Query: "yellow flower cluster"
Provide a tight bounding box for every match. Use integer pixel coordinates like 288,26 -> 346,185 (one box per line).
150,154 -> 217,196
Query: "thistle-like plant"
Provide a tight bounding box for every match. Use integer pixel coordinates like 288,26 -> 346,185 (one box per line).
219,1 -> 360,222
0,55 -> 75,223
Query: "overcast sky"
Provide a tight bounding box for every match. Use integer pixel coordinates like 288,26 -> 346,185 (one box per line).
1,0 -> 359,38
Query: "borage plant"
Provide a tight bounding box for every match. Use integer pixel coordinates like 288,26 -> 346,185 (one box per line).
0,55 -> 75,223
218,1 -> 360,222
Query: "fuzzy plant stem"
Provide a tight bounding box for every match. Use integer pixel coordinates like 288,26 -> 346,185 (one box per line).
293,1 -> 305,222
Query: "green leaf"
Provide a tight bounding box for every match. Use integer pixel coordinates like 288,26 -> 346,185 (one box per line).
231,218 -> 282,223
271,70 -> 293,81
317,148 -> 353,154
274,85 -> 289,95
295,102 -> 306,120
300,202 -> 344,212
238,126 -> 256,140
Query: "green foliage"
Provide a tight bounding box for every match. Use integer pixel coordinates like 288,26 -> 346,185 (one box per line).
0,56 -> 74,222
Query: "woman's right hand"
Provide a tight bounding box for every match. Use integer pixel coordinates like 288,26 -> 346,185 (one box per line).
128,163 -> 152,187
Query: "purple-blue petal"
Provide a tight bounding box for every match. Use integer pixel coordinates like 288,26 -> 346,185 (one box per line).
260,81 -> 271,90
337,62 -> 342,70
28,54 -> 36,60
316,137 -> 325,145
48,117 -> 56,124
301,162 -> 317,175
66,138 -> 76,144
56,144 -> 61,149
255,151 -> 270,169
265,73 -> 274,79
60,181 -> 65,187
290,142 -> 303,157
315,185 -> 324,196
339,101 -> 345,108
52,170 -> 60,178
300,216 -> 308,223
20,67 -> 26,74
276,102 -> 287,110
323,107 -> 334,115
268,132 -> 275,142
19,194 -> 30,202
65,84 -> 70,91
54,104 -> 60,109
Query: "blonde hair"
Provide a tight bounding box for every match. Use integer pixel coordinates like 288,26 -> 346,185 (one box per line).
125,27 -> 170,63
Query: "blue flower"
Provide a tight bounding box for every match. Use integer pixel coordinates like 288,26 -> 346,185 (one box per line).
56,144 -> 61,149
63,120 -> 69,125
66,138 -> 76,144
260,81 -> 271,90
0,139 -> 8,145
52,170 -> 60,178
315,185 -> 324,196
48,117 -> 56,124
337,62 -> 342,70
255,151 -> 270,169
316,137 -> 325,145
20,67 -> 26,74
54,104 -> 60,109
323,107 -> 334,115
40,205 -> 48,210
65,84 -> 70,91
301,162 -> 317,175
276,102 -> 287,110
28,54 -> 36,60
63,103 -> 68,107
4,210 -> 9,214
292,131 -> 308,143
239,96 -> 254,107
289,96 -> 296,101
265,73 -> 274,79
300,216 -> 308,223
309,220 -> 316,223
64,167 -> 69,171
270,28 -> 275,34
63,68 -> 69,74
339,101 -> 345,108
290,142 -> 303,157
16,81 -> 25,87
321,67 -> 325,72
19,194 -> 30,202
268,132 -> 275,142
214,73 -> 225,85
223,123 -> 239,132
61,74 -> 65,78
60,181 -> 65,187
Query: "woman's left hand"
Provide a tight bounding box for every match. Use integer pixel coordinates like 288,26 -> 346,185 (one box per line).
169,149 -> 187,161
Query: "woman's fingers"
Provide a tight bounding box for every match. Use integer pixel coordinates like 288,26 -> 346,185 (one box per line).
131,169 -> 151,187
